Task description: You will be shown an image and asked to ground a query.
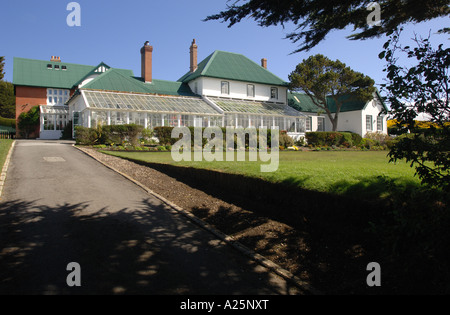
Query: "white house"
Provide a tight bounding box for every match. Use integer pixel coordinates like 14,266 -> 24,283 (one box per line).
13,39 -> 387,140
288,90 -> 389,137
66,40 -> 307,140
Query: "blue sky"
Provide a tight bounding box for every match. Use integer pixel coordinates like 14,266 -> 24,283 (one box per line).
1,0 -> 448,90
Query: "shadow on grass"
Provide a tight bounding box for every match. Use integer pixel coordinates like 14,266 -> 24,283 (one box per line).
0,198 -> 297,295
117,158 -> 450,294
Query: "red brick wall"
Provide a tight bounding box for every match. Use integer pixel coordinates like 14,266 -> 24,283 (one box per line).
15,86 -> 47,138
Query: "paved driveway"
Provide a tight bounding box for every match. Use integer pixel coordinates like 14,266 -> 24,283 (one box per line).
0,140 -> 300,295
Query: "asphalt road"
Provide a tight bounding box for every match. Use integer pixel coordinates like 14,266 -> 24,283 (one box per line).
0,140 -> 301,295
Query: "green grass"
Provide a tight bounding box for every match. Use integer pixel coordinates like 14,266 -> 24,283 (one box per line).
0,140 -> 14,171
103,150 -> 424,202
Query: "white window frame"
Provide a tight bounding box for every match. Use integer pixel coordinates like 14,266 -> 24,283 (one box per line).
377,116 -> 383,131
221,81 -> 230,95
270,87 -> 278,100
317,117 -> 325,132
366,115 -> 373,132
47,88 -> 70,106
247,84 -> 255,98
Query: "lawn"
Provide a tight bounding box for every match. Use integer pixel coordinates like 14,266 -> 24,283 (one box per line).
0,140 -> 14,171
103,150 -> 424,202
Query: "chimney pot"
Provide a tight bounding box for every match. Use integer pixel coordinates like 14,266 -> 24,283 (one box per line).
261,58 -> 267,69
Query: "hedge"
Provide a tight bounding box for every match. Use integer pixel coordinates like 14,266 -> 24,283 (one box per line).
75,124 -> 144,145
306,131 -> 358,148
153,126 -> 278,149
0,116 -> 16,129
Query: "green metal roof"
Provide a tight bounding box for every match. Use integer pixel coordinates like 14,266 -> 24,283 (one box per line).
12,57 -> 133,90
288,90 -> 388,113
82,68 -> 196,97
288,92 -> 321,113
178,51 -> 288,86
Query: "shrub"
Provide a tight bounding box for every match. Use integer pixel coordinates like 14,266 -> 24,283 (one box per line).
365,132 -> 392,146
306,131 -> 357,148
18,106 -> 40,139
101,124 -> 144,145
0,116 -> 16,129
279,132 -> 294,149
75,126 -> 100,145
153,126 -> 176,145
350,132 -> 363,146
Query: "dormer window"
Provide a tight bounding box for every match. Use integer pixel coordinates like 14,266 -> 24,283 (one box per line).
54,65 -> 60,70
221,81 -> 230,95
247,84 -> 255,98
62,65 -> 67,70
271,87 -> 278,100
47,64 -> 53,69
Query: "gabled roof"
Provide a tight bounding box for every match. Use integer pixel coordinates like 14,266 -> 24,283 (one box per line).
72,62 -> 133,87
178,50 -> 288,86
81,68 -> 196,97
12,57 -> 133,90
288,93 -> 320,113
288,90 -> 388,114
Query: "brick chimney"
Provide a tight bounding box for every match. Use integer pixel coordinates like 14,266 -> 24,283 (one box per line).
51,56 -> 61,62
140,41 -> 153,83
190,39 -> 198,73
261,58 -> 267,69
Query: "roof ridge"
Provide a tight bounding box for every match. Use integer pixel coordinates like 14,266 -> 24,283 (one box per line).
200,51 -> 219,76
13,56 -> 94,67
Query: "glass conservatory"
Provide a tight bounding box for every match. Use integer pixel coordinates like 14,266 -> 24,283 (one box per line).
71,90 -> 307,138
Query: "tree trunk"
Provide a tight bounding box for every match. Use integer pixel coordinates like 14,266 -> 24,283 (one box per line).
330,116 -> 338,131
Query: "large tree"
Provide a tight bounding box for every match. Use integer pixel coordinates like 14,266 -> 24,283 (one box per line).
380,29 -> 449,191
289,54 -> 375,131
205,0 -> 449,52
0,80 -> 15,119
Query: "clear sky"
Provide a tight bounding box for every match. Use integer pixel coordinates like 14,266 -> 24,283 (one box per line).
1,0 -> 448,90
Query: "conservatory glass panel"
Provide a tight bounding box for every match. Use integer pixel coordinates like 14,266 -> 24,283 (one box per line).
83,91 -> 221,115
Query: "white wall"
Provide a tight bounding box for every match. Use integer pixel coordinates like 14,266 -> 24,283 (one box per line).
189,77 -> 287,104
361,100 -> 388,136
334,110 -> 363,135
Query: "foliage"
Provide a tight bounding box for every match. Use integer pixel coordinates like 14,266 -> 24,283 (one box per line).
154,126 -> 276,149
60,120 -> 73,140
74,126 -> 100,145
204,0 -> 449,53
364,132 -> 392,146
380,29 -> 450,191
75,124 -> 144,146
0,81 -> 15,119
279,131 -> 294,149
289,54 -> 375,131
306,131 -> 357,148
153,126 -> 176,146
0,115 -> 15,129
100,124 -> 144,146
18,106 -> 39,139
